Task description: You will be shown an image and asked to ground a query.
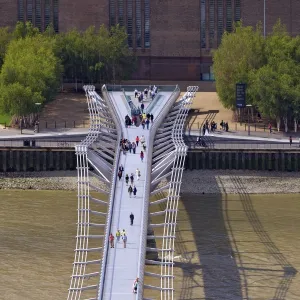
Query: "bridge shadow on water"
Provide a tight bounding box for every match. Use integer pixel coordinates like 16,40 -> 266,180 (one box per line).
177,174 -> 297,300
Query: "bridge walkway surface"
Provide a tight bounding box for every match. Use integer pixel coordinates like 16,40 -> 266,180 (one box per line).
101,91 -> 173,300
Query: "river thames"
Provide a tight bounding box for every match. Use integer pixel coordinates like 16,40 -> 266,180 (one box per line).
0,190 -> 299,300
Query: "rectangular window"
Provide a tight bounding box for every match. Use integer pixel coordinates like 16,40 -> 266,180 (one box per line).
109,0 -> 116,26
217,0 -> 224,43
27,0 -> 33,23
35,0 -> 42,31
226,0 -> 232,32
209,0 -> 215,47
127,0 -> 133,47
118,0 -> 124,26
234,0 -> 241,22
53,0 -> 59,32
144,0 -> 150,48
44,0 -> 51,30
18,0 -> 24,22
200,0 -> 206,48
136,0 -> 142,48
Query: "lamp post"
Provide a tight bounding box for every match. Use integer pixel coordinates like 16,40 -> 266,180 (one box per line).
35,103 -> 41,133
264,0 -> 266,37
246,104 -> 252,136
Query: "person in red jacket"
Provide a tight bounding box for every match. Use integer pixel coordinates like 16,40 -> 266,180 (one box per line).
109,233 -> 114,248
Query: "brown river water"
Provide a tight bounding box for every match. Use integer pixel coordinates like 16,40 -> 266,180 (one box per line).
0,190 -> 299,300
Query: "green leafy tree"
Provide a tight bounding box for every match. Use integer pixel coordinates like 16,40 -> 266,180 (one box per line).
0,35 -> 62,116
213,22 -> 265,109
249,20 -> 300,132
0,27 -> 12,69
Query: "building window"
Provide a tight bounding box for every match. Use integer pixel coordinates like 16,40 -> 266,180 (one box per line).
200,0 -> 206,48
234,0 -> 241,22
109,0 -> 116,26
226,0 -> 232,32
136,0 -> 142,48
35,0 -> 42,31
209,0 -> 215,48
118,0 -> 124,26
217,0 -> 224,43
144,0 -> 150,48
53,0 -> 59,32
127,0 -> 133,47
27,0 -> 33,23
44,0 -> 51,30
18,0 -> 24,22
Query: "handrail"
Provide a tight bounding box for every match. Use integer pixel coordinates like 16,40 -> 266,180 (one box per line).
137,85 -> 181,300
121,88 -> 141,115
67,84 -> 113,300
97,85 -> 123,300
159,86 -> 198,300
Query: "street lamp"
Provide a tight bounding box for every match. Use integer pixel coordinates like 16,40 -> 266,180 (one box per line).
264,0 -> 266,38
246,104 -> 252,136
35,103 -> 41,133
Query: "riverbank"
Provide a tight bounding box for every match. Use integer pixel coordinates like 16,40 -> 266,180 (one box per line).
1,170 -> 300,194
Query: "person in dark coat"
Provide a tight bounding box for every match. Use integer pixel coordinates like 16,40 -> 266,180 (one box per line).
130,212 -> 134,225
133,186 -> 137,197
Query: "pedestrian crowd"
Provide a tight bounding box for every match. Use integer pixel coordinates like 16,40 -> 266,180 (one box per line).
134,85 -> 158,103
202,119 -> 229,135
124,112 -> 154,130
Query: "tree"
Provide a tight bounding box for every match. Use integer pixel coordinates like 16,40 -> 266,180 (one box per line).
0,35 -> 62,117
213,22 -> 265,109
0,27 -> 12,69
249,20 -> 300,132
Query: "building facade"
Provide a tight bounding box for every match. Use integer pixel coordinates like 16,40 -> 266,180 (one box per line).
1,0 -> 300,81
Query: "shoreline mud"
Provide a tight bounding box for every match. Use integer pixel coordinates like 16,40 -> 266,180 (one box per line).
0,170 -> 300,194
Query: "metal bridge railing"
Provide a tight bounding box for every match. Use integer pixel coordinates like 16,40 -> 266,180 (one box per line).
158,87 -> 198,300
67,85 -> 120,300
137,85 -> 181,300
96,85 -> 122,300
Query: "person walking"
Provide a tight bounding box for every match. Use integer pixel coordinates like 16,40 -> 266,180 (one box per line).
125,174 -> 129,185
128,142 -> 132,153
130,173 -> 134,185
122,233 -> 127,248
119,164 -> 124,173
128,185 -> 133,197
116,229 -> 121,242
268,123 -> 272,134
150,114 -> 154,123
132,142 -> 136,154
140,135 -> 145,144
121,229 -> 126,237
142,143 -> 146,152
109,233 -> 114,248
132,278 -> 139,294
130,212 -> 134,225
140,151 -> 144,162
290,136 -> 293,146
136,168 -> 140,181
133,186 -> 137,197
136,136 -> 139,147
146,118 -> 150,130
118,170 -> 122,180
141,119 -> 145,129
141,103 -> 145,113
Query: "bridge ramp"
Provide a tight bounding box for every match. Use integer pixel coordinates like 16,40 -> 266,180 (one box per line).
101,90 -> 173,299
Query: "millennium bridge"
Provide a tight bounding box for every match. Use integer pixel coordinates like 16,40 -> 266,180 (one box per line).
67,84 -> 198,300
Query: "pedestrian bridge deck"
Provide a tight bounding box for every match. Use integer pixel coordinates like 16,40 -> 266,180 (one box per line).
101,91 -> 173,299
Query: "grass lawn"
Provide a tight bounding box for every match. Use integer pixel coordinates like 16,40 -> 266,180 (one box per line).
0,113 -> 11,125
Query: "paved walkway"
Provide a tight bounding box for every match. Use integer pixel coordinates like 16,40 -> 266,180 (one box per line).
101,90 -> 173,299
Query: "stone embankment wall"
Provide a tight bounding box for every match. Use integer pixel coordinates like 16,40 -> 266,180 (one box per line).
0,148 -> 299,172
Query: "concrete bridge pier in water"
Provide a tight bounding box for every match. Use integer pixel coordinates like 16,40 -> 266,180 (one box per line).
67,84 -> 198,300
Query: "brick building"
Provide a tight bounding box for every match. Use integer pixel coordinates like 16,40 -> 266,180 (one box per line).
1,1 -> 300,81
